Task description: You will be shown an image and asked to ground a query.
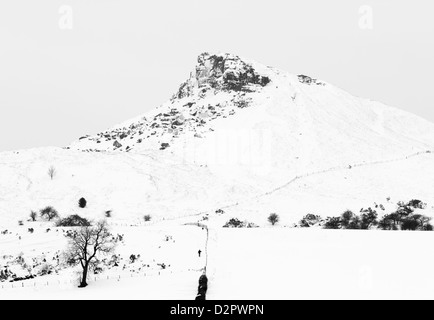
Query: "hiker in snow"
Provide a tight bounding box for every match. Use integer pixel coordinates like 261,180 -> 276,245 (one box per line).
198,250 -> 202,257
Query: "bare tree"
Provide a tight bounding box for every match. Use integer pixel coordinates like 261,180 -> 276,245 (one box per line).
64,221 -> 115,288
48,166 -> 56,180
268,213 -> 280,226
30,210 -> 37,222
40,206 -> 59,221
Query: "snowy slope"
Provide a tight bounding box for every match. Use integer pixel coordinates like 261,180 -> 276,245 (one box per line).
0,147 -> 260,226
70,52 -> 434,185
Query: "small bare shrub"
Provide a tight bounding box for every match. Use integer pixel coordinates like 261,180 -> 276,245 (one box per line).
48,166 -> 56,180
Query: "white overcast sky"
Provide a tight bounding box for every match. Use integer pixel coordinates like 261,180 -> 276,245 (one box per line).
0,0 -> 433,151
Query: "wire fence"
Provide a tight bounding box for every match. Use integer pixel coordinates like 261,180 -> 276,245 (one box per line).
259,149 -> 434,198
0,268 -> 201,291
184,222 -> 209,272
106,212 -> 210,228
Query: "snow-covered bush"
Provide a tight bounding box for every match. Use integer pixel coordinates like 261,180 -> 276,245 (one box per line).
223,218 -> 243,228
360,208 -> 378,229
215,209 -> 225,215
129,254 -> 138,263
56,215 -> 91,227
299,214 -> 324,228
377,199 -> 432,231
223,218 -> 258,228
323,217 -> 341,229
0,268 -> 14,282
108,254 -> 120,267
160,143 -> 170,150
407,199 -> 427,210
340,210 -> 355,229
38,263 -> 54,276
340,210 -> 363,230
378,215 -> 399,230
322,209 -> 379,230
401,214 -> 432,231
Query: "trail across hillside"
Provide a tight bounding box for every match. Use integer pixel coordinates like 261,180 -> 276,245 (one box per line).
260,150 -> 433,198
128,149 -> 434,227
216,149 -> 434,212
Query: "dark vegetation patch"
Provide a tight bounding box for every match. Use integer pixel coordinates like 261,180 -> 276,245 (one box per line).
223,218 -> 258,228
294,199 -> 432,231
78,198 -> 87,209
56,215 -> 91,227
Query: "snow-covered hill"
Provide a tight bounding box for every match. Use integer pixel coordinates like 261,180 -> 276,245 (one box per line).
70,52 -> 434,183
1,52 -> 434,227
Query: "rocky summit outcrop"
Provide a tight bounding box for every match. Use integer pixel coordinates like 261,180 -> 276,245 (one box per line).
297,75 -> 325,86
174,53 -> 271,100
70,52 -> 272,153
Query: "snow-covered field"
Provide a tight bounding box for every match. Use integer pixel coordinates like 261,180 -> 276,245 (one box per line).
207,228 -> 434,300
0,269 -> 201,300
3,224 -> 434,300
0,225 -> 206,300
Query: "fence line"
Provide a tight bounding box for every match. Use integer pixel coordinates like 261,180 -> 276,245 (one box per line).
0,268 -> 199,291
184,222 -> 209,272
